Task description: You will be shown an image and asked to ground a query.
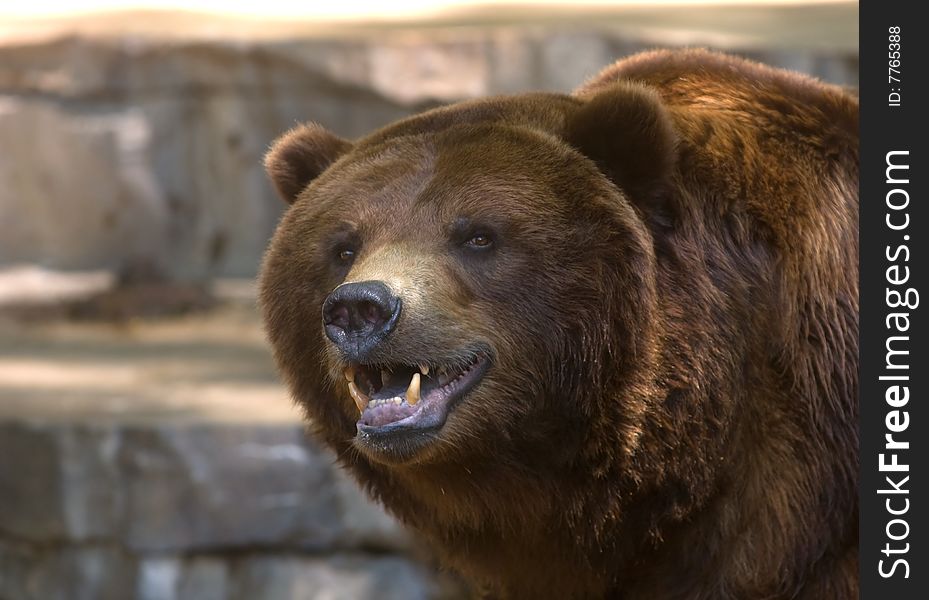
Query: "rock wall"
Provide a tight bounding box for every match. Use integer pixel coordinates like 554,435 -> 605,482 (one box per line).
0,300 -> 467,599
0,17 -> 857,281
0,406 -> 464,600
0,36 -> 423,281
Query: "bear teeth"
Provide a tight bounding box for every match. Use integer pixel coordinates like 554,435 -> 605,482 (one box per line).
348,381 -> 368,413
406,372 -> 421,405
367,396 -> 404,408
419,363 -> 430,376
347,367 -> 428,413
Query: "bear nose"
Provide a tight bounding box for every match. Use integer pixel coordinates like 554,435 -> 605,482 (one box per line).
322,280 -> 402,359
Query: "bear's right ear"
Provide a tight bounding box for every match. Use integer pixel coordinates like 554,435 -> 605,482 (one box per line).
264,123 -> 352,204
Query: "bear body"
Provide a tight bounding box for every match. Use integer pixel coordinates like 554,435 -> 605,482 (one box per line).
259,50 -> 858,599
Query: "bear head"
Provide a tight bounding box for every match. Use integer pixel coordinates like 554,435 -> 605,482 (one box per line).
259,83 -> 677,470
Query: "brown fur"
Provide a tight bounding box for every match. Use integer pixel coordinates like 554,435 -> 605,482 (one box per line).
259,49 -> 859,598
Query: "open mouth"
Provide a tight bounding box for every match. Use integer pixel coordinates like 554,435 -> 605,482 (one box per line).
342,348 -> 491,438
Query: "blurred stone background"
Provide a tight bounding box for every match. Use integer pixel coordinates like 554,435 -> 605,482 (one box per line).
0,2 -> 857,599
0,2 -> 857,282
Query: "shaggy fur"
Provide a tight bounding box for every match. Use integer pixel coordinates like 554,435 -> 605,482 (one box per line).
259,49 -> 859,599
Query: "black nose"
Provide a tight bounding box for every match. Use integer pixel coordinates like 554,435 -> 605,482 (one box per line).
322,280 -> 402,359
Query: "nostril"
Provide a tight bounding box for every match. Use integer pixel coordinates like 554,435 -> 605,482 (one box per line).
359,300 -> 382,326
327,303 -> 350,329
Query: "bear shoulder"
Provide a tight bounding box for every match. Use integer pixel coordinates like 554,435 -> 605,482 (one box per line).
577,49 -> 858,249
577,48 -> 857,140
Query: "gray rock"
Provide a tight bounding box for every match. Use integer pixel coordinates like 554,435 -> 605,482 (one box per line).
232,554 -> 450,600
176,556 -> 230,600
0,423 -> 67,541
59,426 -> 126,541
0,421 -> 412,553
136,556 -> 182,600
0,541 -> 465,600
118,424 -> 344,552
0,420 -> 439,598
0,540 -> 136,600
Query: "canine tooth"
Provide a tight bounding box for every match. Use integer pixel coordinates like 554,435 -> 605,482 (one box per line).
348,382 -> 368,413
343,366 -> 355,382
406,372 -> 421,405
382,370 -> 390,386
419,363 -> 430,376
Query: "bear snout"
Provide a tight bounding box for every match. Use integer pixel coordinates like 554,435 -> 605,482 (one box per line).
322,280 -> 402,361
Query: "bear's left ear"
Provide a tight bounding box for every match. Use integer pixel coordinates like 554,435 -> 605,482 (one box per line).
566,82 -> 678,224
264,123 -> 353,204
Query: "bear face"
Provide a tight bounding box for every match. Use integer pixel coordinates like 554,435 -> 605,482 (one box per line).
261,90 -> 671,467
259,49 -> 858,599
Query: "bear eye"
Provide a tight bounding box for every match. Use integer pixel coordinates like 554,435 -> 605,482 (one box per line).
327,224 -> 361,268
465,234 -> 493,249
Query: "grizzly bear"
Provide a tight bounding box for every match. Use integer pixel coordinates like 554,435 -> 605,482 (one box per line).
259,49 -> 858,599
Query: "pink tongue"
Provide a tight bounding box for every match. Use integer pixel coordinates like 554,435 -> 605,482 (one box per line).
359,401 -> 418,428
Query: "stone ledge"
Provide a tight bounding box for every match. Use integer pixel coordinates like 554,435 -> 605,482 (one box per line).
0,421 -> 409,553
